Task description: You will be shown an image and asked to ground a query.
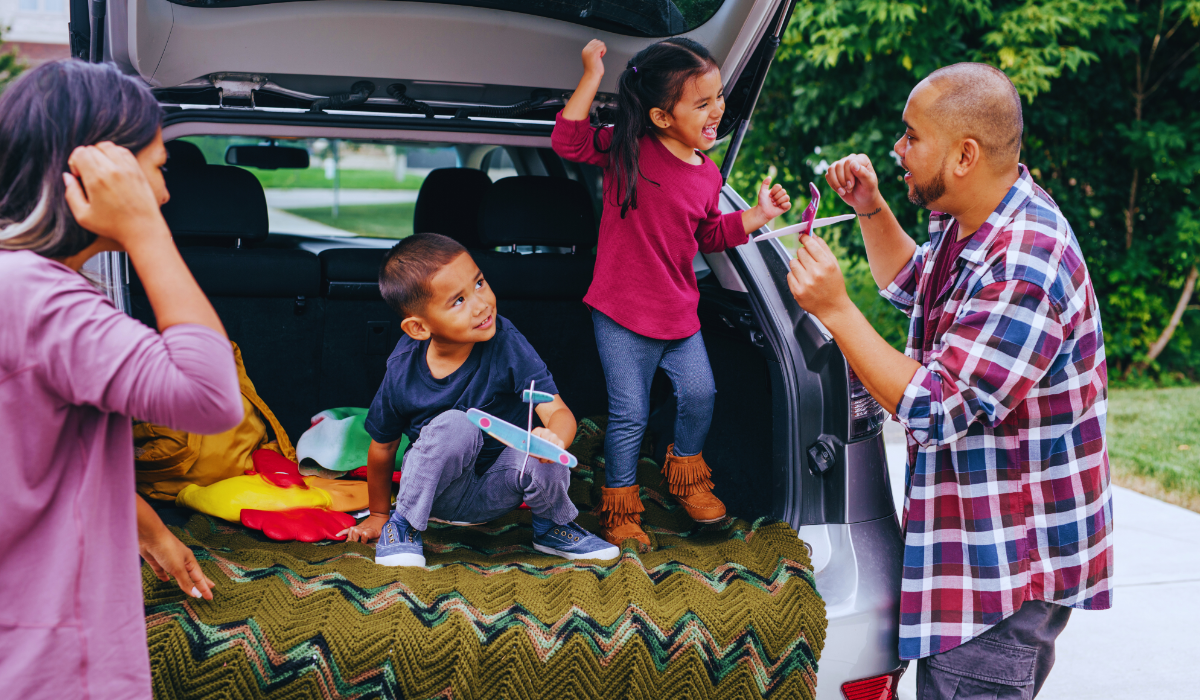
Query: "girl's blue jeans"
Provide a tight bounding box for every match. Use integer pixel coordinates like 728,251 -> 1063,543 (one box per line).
592,310 -> 716,488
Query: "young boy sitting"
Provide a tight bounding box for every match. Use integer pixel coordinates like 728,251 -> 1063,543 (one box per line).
340,233 -> 618,566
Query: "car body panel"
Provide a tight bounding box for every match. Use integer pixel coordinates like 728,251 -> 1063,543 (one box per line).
99,0 -> 783,111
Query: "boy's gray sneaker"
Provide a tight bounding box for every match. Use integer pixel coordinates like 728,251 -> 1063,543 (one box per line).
533,521 -> 620,561
375,516 -> 426,567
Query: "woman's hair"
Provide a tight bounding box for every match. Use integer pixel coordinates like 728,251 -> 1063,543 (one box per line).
599,38 -> 718,218
0,60 -> 162,258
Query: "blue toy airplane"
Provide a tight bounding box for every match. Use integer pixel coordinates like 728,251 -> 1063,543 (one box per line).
466,381 -> 576,473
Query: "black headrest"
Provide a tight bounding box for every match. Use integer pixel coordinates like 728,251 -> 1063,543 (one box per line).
161,164 -> 269,242
413,168 -> 492,248
479,176 -> 596,248
165,140 -> 206,169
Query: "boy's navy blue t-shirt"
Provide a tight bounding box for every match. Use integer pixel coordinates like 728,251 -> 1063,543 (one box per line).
365,315 -> 558,475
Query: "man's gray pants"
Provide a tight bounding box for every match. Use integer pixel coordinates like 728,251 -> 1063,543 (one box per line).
393,409 -> 579,530
916,600 -> 1072,699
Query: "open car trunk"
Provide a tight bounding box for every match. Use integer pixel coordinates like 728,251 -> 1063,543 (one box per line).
121,128 -> 826,699
75,0 -> 791,146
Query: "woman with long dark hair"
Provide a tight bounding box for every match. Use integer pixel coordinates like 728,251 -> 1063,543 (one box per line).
552,39 -> 791,547
0,60 -> 243,699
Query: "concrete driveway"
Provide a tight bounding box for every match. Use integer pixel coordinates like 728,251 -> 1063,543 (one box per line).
883,421 -> 1200,699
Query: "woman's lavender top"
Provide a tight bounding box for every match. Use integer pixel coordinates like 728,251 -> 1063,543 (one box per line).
0,250 -> 243,700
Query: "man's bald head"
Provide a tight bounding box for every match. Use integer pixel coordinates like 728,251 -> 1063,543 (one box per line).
917,63 -> 1023,168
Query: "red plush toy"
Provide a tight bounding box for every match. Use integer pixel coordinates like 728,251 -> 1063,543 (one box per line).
241,508 -> 357,543
251,449 -> 309,489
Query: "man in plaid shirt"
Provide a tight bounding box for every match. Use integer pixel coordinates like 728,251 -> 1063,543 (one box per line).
786,63 -> 1113,698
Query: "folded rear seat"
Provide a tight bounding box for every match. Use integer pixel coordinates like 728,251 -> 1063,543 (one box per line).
129,159 -> 323,440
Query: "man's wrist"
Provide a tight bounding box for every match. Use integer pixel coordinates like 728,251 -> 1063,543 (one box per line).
854,196 -> 887,220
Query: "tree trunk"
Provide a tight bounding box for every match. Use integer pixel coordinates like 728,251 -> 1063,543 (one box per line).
1130,264 -> 1200,375
1125,169 -> 1139,249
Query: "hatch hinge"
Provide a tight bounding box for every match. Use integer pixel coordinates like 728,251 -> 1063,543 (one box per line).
210,73 -> 268,108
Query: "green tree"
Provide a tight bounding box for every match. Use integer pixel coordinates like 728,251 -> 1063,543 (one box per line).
0,28 -> 26,92
731,0 -> 1200,377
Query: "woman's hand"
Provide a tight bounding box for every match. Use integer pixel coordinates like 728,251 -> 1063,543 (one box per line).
531,427 -> 567,464
62,141 -> 169,250
340,513 -> 389,543
139,526 -> 216,601
582,39 -> 607,79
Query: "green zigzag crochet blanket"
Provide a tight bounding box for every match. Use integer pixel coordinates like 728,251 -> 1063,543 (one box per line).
144,419 -> 827,699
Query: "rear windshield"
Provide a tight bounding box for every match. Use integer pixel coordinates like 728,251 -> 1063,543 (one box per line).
169,0 -> 725,37
179,135 -> 517,240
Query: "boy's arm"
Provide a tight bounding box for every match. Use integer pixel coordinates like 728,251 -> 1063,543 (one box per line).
533,395 -> 576,462
340,438 -> 401,543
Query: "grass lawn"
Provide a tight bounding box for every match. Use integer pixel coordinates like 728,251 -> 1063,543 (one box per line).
286,202 -> 414,239
1108,386 -> 1200,512
253,168 -> 425,190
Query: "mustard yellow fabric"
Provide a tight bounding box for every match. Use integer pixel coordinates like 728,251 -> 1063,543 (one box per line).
135,342 -> 295,501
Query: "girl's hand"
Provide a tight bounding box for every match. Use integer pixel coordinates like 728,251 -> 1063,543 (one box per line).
531,427 -> 566,464
62,141 -> 169,250
139,527 -> 216,601
340,513 -> 389,543
756,176 -> 791,220
582,39 -> 607,78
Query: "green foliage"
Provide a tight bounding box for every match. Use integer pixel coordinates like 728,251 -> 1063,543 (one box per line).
251,168 -> 424,190
0,30 -> 27,93
730,0 -> 1200,379
286,202 -> 415,239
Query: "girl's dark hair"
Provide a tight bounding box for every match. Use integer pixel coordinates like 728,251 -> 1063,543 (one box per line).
0,60 -> 163,258
599,38 -> 718,218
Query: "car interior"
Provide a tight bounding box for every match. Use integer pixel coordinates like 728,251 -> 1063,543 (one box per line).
131,136 -> 780,521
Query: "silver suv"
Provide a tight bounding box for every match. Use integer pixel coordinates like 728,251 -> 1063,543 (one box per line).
76,0 -> 906,696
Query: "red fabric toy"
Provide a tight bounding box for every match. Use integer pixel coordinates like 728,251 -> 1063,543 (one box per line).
241,508 -> 356,543
251,449 -> 308,489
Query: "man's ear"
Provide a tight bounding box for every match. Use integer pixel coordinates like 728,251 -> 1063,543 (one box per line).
955,138 -> 982,177
648,106 -> 672,130
400,316 -> 431,341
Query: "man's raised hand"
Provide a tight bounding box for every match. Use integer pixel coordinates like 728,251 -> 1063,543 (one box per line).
825,154 -> 880,212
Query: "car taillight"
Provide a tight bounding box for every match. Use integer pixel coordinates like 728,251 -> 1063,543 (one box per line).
841,668 -> 905,700
848,366 -> 886,440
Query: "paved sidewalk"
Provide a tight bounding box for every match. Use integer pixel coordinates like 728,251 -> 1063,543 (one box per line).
883,421 -> 1200,699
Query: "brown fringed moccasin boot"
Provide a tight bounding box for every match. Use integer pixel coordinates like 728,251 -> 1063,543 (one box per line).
596,485 -> 651,548
661,444 -> 726,523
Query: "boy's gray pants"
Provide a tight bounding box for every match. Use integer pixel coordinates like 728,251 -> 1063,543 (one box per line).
393,409 -> 579,530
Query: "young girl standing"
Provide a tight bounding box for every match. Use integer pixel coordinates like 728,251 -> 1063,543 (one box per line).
553,38 -> 790,547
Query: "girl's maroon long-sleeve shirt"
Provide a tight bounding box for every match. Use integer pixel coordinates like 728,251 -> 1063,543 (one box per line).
552,114 -> 747,340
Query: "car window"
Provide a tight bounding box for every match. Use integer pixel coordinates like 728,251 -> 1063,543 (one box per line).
178,136 -> 463,240
167,0 -> 726,37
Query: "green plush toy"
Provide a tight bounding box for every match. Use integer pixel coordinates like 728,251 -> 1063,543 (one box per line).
295,407 -> 408,478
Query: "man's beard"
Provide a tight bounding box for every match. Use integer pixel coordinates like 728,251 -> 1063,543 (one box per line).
907,168 -> 947,208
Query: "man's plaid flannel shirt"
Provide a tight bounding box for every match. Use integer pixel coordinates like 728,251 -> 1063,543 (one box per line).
881,165 -> 1113,660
